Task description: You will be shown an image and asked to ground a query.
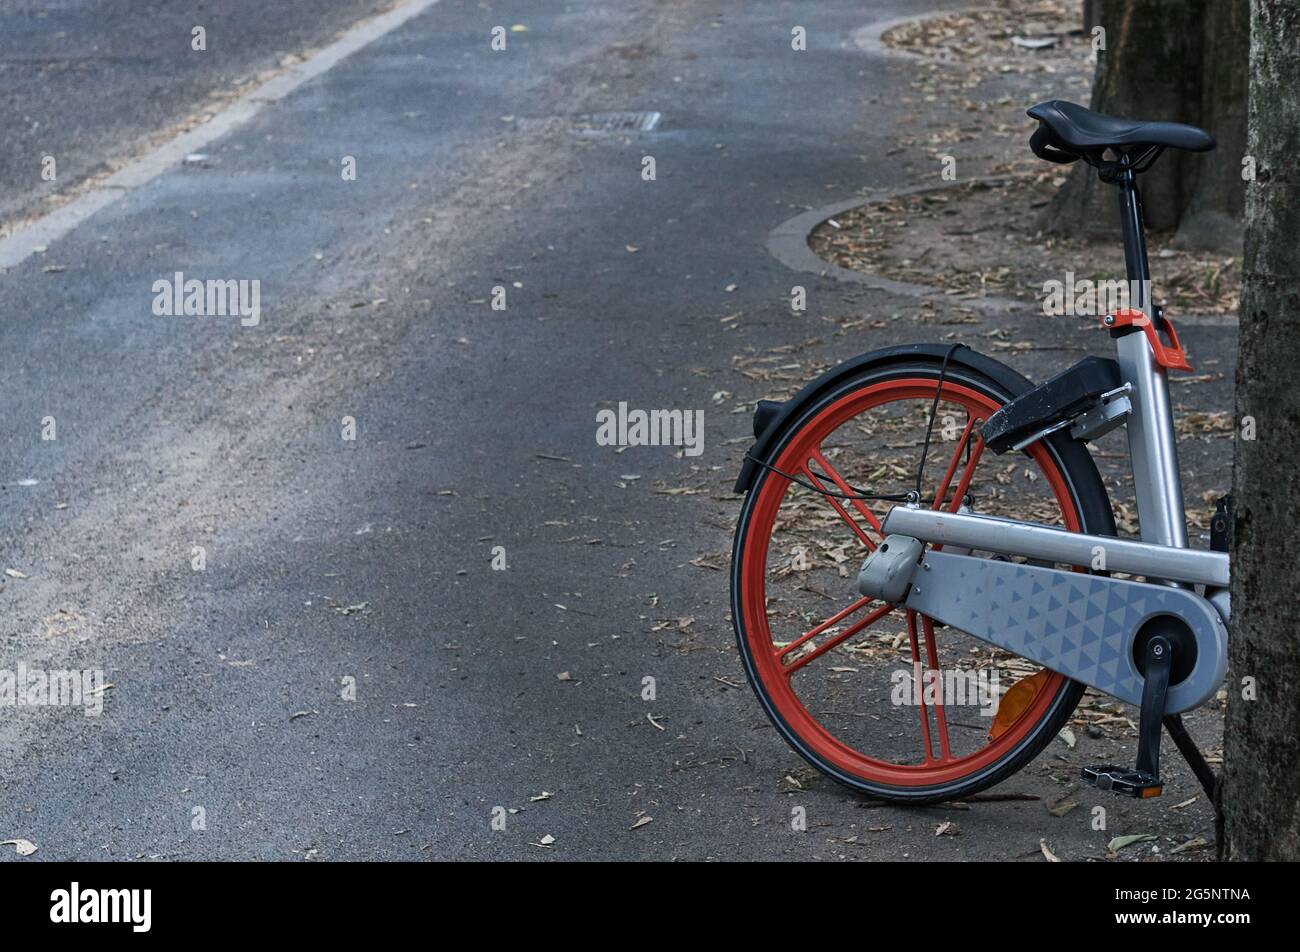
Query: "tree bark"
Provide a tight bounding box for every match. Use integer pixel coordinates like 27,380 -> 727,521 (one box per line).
1175,0 -> 1250,250
1220,0 -> 1300,862
1045,0 -> 1247,245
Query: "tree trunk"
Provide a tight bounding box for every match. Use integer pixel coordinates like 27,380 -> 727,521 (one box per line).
1220,0 -> 1300,862
1046,0 -> 1247,246
1174,0 -> 1250,250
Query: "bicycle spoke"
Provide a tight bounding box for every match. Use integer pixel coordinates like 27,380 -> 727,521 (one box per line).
777,596 -> 873,663
921,615 -> 953,761
782,602 -> 893,675
932,415 -> 978,511
799,466 -> 874,548
803,451 -> 883,548
907,611 -> 935,763
944,431 -> 987,513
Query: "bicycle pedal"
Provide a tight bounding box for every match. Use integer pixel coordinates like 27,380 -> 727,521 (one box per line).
1081,764 -> 1163,798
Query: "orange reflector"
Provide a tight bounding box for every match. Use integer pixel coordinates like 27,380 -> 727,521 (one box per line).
1140,786 -> 1163,799
988,669 -> 1052,741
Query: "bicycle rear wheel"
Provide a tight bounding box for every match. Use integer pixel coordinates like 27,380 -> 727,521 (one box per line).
731,356 -> 1114,803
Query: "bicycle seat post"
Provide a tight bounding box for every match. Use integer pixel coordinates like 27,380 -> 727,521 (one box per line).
1025,98 -> 1207,554
1117,164 -> 1151,308
1111,161 -> 1190,556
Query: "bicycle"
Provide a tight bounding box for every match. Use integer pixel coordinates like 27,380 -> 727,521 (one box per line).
731,100 -> 1226,804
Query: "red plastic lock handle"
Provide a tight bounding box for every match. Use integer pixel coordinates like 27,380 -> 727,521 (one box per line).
1103,308 -> 1194,373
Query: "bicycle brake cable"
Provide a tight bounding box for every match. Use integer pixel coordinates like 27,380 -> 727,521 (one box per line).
913,342 -> 969,499
741,453 -> 927,503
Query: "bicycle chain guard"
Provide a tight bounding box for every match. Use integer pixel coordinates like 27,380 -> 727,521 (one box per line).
860,542 -> 1228,714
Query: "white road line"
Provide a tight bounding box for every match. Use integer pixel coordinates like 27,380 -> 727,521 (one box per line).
0,0 -> 442,272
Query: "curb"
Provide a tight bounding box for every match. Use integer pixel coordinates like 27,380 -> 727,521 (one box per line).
766,182 -> 1026,317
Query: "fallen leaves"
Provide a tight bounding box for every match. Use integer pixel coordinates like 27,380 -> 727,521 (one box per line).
652,484 -> 707,496
809,175 -> 1240,317
688,553 -> 728,571
1108,833 -> 1157,852
0,838 -> 37,857
1010,35 -> 1058,50
1176,410 -> 1234,440
649,616 -> 695,633
1046,793 -> 1079,818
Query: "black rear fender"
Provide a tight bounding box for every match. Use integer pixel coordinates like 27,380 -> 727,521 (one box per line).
734,343 -> 1045,494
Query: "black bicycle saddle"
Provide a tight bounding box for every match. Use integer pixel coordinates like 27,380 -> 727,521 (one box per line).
1027,99 -> 1215,164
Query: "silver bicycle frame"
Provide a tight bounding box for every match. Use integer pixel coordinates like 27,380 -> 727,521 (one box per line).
882,167 -> 1230,620
880,507 -> 1227,588
852,158 -> 1232,786
1118,329 -> 1186,551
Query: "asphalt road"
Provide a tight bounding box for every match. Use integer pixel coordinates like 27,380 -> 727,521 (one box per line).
0,0 -> 392,230
0,0 -> 1232,860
